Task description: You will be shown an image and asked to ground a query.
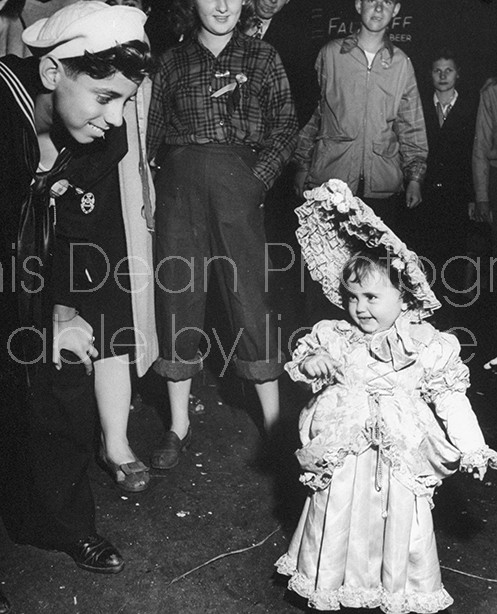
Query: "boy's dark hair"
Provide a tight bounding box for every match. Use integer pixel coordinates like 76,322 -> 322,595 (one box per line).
60,40 -> 153,84
166,0 -> 255,41
431,48 -> 460,72
340,249 -> 417,308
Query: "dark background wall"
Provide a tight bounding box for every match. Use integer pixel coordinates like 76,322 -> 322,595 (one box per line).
278,0 -> 497,99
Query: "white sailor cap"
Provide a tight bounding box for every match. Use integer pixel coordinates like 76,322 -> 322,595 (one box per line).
22,0 -> 147,59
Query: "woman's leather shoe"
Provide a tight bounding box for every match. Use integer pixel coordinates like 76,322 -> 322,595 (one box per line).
63,535 -> 124,574
151,427 -> 192,469
0,588 -> 11,614
99,450 -> 150,493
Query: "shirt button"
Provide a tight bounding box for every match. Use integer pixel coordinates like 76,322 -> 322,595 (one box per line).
219,120 -> 224,126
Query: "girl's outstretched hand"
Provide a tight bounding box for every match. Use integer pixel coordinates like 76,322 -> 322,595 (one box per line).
471,465 -> 487,481
483,356 -> 497,372
461,461 -> 487,481
300,353 -> 336,380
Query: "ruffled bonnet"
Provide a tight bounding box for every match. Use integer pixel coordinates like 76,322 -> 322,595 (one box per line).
295,179 -> 441,319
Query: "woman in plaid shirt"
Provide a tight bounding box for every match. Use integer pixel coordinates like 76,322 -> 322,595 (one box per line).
146,0 -> 298,470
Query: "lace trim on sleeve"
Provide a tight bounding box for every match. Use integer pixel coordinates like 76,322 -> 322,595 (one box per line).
285,321 -> 346,392
420,334 -> 470,403
460,445 -> 497,472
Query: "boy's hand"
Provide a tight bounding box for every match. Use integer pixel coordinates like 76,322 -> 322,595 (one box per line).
405,180 -> 422,209
53,310 -> 99,375
475,201 -> 492,224
300,353 -> 335,379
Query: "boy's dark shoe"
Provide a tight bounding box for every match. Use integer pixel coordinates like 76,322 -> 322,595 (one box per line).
62,535 -> 125,574
21,534 -> 125,574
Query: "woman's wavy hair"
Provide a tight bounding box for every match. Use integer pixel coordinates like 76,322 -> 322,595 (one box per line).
166,0 -> 255,41
60,40 -> 154,84
0,0 -> 25,18
430,47 -> 460,77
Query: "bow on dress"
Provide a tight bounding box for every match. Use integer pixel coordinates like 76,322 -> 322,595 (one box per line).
369,316 -> 418,372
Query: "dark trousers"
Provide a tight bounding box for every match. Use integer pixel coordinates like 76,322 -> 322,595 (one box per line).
154,144 -> 284,383
21,354 -> 97,546
3,328 -> 97,547
1,231 -> 97,547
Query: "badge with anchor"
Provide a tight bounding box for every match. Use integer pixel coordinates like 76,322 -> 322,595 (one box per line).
49,178 -> 95,215
80,191 -> 95,215
49,179 -> 95,214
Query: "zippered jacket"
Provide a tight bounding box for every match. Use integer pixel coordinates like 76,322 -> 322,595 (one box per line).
295,34 -> 428,199
473,78 -> 497,204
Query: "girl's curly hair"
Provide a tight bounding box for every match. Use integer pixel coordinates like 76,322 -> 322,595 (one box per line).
340,249 -> 418,310
0,0 -> 25,18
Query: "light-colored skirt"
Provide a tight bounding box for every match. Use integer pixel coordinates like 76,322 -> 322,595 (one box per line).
275,449 -> 454,613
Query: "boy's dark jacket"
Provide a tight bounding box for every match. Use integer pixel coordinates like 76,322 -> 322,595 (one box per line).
0,55 -> 127,332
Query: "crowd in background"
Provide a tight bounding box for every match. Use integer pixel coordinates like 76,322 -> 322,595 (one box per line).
2,1 -> 497,613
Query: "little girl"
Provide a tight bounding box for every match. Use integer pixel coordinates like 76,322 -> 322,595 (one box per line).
276,179 -> 496,614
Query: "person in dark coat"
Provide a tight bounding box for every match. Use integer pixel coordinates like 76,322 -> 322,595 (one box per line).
419,49 -> 477,300
245,0 -> 319,317
246,0 -> 318,128
0,0 -> 152,575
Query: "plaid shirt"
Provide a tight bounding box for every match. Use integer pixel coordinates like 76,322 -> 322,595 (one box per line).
147,30 -> 298,190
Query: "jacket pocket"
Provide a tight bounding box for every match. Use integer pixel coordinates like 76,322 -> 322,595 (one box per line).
309,137 -> 355,186
370,140 -> 403,194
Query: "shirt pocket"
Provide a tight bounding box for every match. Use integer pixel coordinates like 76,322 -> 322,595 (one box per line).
173,81 -> 209,127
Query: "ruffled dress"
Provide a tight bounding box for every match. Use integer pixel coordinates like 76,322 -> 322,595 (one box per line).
276,315 -> 495,613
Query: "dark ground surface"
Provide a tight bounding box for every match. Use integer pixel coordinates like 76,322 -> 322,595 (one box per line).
3,257 -> 497,614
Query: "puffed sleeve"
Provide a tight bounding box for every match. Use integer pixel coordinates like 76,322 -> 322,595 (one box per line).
285,320 -> 346,393
421,331 -> 494,469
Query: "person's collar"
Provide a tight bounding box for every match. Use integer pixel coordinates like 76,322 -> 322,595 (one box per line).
434,89 -> 458,110
341,31 -> 394,60
256,16 -> 272,36
195,27 -> 243,55
0,56 -> 43,139
231,28 -> 244,47
1,55 -> 43,101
